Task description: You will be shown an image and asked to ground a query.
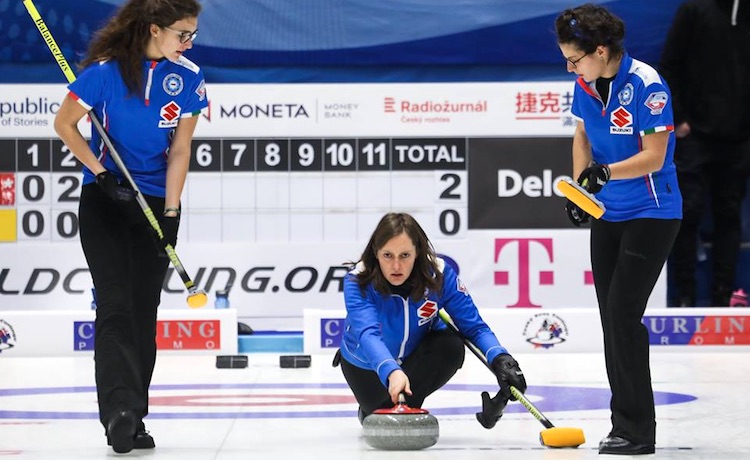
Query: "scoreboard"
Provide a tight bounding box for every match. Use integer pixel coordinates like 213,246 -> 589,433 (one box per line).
0,138 -> 80,242
1,81 -> 651,327
184,136 -> 468,243
0,133 -> 583,245
0,136 -> 470,244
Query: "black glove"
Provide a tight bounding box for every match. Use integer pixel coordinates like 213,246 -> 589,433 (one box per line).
491,353 -> 527,401
476,390 -> 508,429
565,199 -> 590,227
159,215 -> 179,248
150,215 -> 179,257
95,171 -> 136,202
577,164 -> 611,193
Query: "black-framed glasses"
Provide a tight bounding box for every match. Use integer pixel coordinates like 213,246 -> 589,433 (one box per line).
567,52 -> 590,69
163,26 -> 198,44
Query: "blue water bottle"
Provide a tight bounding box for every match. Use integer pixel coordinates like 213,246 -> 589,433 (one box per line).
215,290 -> 229,309
90,288 -> 97,310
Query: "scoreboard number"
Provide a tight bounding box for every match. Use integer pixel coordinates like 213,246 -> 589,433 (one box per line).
7,137 -> 470,242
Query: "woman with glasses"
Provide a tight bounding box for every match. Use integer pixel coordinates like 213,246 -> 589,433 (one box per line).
54,0 -> 206,453
555,3 -> 682,455
335,212 -> 527,427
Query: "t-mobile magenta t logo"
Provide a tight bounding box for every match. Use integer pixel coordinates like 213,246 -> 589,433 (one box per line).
494,238 -> 554,308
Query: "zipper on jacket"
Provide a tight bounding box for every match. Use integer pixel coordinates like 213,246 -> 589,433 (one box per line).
397,296 -> 410,361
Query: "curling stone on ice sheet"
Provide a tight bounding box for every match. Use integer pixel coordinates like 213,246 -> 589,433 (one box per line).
362,394 -> 439,450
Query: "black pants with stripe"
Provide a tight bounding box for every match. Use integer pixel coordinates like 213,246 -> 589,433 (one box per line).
78,184 -> 171,430
339,329 -> 465,415
591,217 -> 680,445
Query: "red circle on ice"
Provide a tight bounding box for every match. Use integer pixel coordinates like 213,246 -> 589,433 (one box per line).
148,393 -> 356,407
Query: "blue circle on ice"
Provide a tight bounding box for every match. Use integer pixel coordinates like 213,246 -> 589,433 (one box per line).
0,382 -> 695,419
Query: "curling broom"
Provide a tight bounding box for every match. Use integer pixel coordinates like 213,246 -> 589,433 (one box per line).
557,178 -> 605,219
438,309 -> 585,448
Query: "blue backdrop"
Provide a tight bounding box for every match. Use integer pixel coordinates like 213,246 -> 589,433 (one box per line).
1,0 -> 683,83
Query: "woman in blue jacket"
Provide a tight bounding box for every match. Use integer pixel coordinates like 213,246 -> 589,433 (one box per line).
336,212 -> 526,423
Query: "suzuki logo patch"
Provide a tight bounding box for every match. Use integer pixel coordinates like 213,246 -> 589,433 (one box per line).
159,102 -> 181,128
417,300 -> 437,325
610,107 -> 633,134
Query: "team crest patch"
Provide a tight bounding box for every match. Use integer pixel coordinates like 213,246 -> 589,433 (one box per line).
196,79 -> 206,101
0,319 -> 17,353
457,277 -> 469,296
610,106 -> 633,135
163,73 -> 184,96
644,91 -> 668,115
158,101 -> 181,128
618,83 -> 634,106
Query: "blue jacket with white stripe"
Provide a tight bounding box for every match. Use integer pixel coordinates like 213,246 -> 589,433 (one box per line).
340,257 -> 507,387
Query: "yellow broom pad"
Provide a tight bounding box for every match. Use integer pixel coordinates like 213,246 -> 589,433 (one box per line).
187,291 -> 209,308
557,178 -> 606,219
540,426 -> 586,448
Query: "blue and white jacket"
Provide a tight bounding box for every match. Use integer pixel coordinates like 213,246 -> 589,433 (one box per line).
340,257 -> 507,386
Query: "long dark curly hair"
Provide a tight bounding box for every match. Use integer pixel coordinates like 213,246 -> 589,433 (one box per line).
80,0 -> 201,96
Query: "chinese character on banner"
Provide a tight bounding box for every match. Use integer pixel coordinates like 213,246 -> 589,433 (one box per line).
0,174 -> 15,206
516,92 -> 539,115
539,92 -> 561,114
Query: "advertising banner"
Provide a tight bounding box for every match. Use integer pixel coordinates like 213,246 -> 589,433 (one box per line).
0,83 -> 670,331
0,308 -> 238,357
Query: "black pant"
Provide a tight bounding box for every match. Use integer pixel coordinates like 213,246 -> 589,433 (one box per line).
78,184 -> 172,429
591,218 -> 680,445
340,329 -> 465,415
671,135 -> 750,305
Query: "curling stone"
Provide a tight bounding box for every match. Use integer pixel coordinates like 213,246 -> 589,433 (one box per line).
362,394 -> 439,450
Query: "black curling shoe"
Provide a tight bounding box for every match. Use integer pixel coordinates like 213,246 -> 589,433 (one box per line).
108,429 -> 155,449
598,435 -> 655,455
133,430 -> 156,449
106,410 -> 137,454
